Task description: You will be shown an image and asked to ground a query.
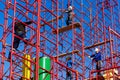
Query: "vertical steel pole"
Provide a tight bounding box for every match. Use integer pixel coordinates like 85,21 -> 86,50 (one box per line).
10,0 -> 16,79
36,0 -> 41,80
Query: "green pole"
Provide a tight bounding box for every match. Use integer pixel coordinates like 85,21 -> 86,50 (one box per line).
39,57 -> 51,80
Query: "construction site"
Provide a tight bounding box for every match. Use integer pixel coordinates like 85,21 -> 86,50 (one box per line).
0,0 -> 120,80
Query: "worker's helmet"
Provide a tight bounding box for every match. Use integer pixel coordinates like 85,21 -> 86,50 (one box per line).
95,48 -> 99,52
68,6 -> 73,11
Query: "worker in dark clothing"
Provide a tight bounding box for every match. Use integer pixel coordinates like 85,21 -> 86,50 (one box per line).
88,48 -> 102,76
8,21 -> 33,60
66,57 -> 72,80
65,6 -> 74,26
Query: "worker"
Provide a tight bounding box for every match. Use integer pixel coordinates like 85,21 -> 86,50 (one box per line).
66,56 -> 72,80
8,21 -> 33,60
65,6 -> 74,26
88,48 -> 102,76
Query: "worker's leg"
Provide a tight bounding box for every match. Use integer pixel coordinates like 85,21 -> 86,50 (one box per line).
66,14 -> 72,26
96,62 -> 99,75
96,61 -> 102,76
13,37 -> 20,49
8,32 -> 24,60
66,71 -> 72,80
14,32 -> 28,45
98,61 -> 102,75
69,72 -> 72,80
68,20 -> 72,25
66,19 -> 72,26
66,19 -> 69,26
66,70 -> 69,80
66,75 -> 71,80
8,36 -> 20,59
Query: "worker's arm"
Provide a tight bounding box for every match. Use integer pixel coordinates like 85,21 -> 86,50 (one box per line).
65,10 -> 69,13
88,54 -> 95,60
24,21 -> 33,25
90,54 -> 95,58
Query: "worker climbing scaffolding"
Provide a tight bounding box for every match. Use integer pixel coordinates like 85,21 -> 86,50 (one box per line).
8,20 -> 33,60
66,56 -> 72,80
88,48 -> 102,76
65,5 -> 74,26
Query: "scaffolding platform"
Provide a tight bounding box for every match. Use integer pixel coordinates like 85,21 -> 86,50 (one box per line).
54,50 -> 79,58
85,39 -> 113,49
53,22 -> 81,34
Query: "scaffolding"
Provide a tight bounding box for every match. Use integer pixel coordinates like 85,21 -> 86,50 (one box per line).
0,0 -> 120,80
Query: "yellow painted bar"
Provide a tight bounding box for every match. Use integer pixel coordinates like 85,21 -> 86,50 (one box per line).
22,54 -> 31,80
103,69 -> 119,80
